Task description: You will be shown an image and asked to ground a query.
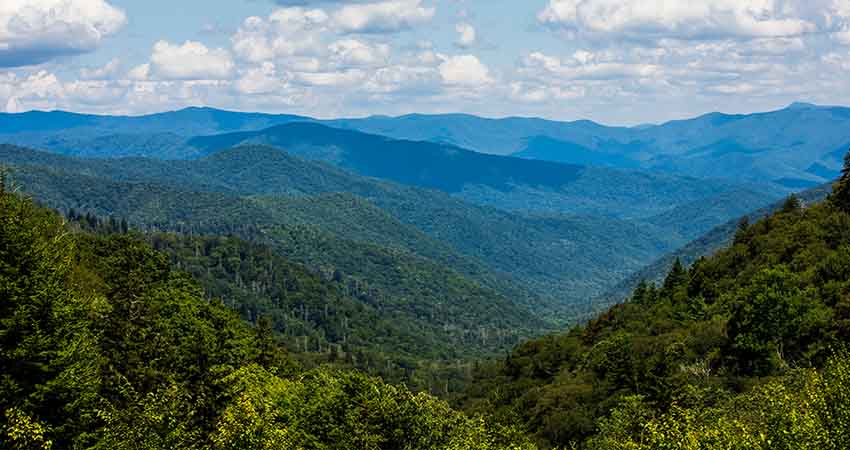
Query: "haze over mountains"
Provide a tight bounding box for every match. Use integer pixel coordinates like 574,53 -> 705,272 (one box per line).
3,102 -> 848,188
2,103 -> 843,321
4,103 -> 850,449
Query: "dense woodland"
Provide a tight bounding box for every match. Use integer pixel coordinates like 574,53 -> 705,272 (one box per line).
0,142 -> 779,313
459,154 -> 850,448
67,214 -> 508,393
2,140 -> 850,448
0,181 -> 534,449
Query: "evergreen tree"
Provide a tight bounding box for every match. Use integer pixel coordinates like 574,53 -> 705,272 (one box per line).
831,149 -> 850,213
662,258 -> 687,294
733,216 -> 751,245
782,194 -> 802,213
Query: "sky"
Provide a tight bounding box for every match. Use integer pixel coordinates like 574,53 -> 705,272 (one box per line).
2,0 -> 850,125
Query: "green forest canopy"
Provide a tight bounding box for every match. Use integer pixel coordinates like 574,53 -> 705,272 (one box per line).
3,151 -> 850,448
0,186 -> 533,449
458,155 -> 850,448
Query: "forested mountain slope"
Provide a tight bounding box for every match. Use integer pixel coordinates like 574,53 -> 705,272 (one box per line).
0,144 -> 687,313
602,183 -> 834,306
6,163 -> 542,369
0,186 -> 535,449
2,103 -> 848,186
332,104 -> 850,186
459,159 -> 850,449
187,122 -> 780,220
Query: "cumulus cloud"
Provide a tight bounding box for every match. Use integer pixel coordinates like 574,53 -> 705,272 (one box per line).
537,0 -> 839,42
455,22 -> 476,48
293,69 -> 366,87
231,9 -> 327,63
272,0 -> 372,4
1,70 -> 64,112
333,0 -> 435,34
235,62 -> 286,94
149,40 -> 234,80
510,81 -> 586,103
0,0 -> 126,67
520,51 -> 661,81
362,65 -> 440,94
127,63 -> 150,81
79,57 -> 121,80
329,39 -> 389,66
439,54 -> 493,86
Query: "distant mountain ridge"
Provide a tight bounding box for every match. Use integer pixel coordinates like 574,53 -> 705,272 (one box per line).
0,144 -> 685,316
186,122 -> 781,221
598,182 -> 834,309
1,103 -> 848,185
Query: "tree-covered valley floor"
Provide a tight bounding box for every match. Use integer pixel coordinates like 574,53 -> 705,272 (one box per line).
0,182 -> 534,449
3,153 -> 850,448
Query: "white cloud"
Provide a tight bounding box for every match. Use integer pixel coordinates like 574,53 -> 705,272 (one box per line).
363,65 -> 439,94
520,51 -> 661,81
537,0 -> 834,42
333,0 -> 435,34
328,39 -> 389,66
127,63 -> 150,81
823,51 -> 850,71
0,70 -> 64,112
0,0 -> 126,67
268,6 -> 329,31
455,22 -> 476,48
272,0 -> 371,4
438,54 -> 493,86
235,62 -> 286,94
293,69 -> 365,87
63,79 -> 126,105
79,57 -> 120,80
510,81 -> 586,103
149,40 -> 234,80
232,9 -> 327,63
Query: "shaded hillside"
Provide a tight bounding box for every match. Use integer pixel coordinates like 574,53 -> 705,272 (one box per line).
187,123 -> 778,220
7,164 -> 543,365
460,172 -> 850,448
513,136 -> 639,168
643,187 -> 787,239
332,104 -> 850,186
2,104 -> 849,185
0,106 -> 307,136
1,144 -> 688,312
326,113 -> 634,156
0,188 -> 535,449
600,183 -> 833,307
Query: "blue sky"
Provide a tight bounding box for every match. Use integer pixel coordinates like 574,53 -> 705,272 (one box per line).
2,0 -> 850,124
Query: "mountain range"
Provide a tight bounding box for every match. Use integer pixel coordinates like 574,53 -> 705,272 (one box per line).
0,144 -> 687,317
2,102 -> 847,187
3,102 -> 849,449
2,103 -> 828,321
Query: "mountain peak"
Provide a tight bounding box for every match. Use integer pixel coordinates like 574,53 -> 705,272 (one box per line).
787,101 -> 819,110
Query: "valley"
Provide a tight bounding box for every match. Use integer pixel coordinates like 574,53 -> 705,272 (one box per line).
2,104 -> 849,449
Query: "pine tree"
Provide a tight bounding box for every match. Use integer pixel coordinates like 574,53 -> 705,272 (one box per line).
662,258 -> 687,295
832,149 -> 850,213
782,194 -> 802,213
733,216 -> 751,245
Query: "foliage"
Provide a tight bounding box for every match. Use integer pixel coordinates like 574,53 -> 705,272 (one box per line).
66,209 -> 536,392
587,350 -> 850,449
831,148 -> 850,212
461,171 -> 850,448
0,190 -> 535,449
0,142 -> 770,314
599,182 -> 832,307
